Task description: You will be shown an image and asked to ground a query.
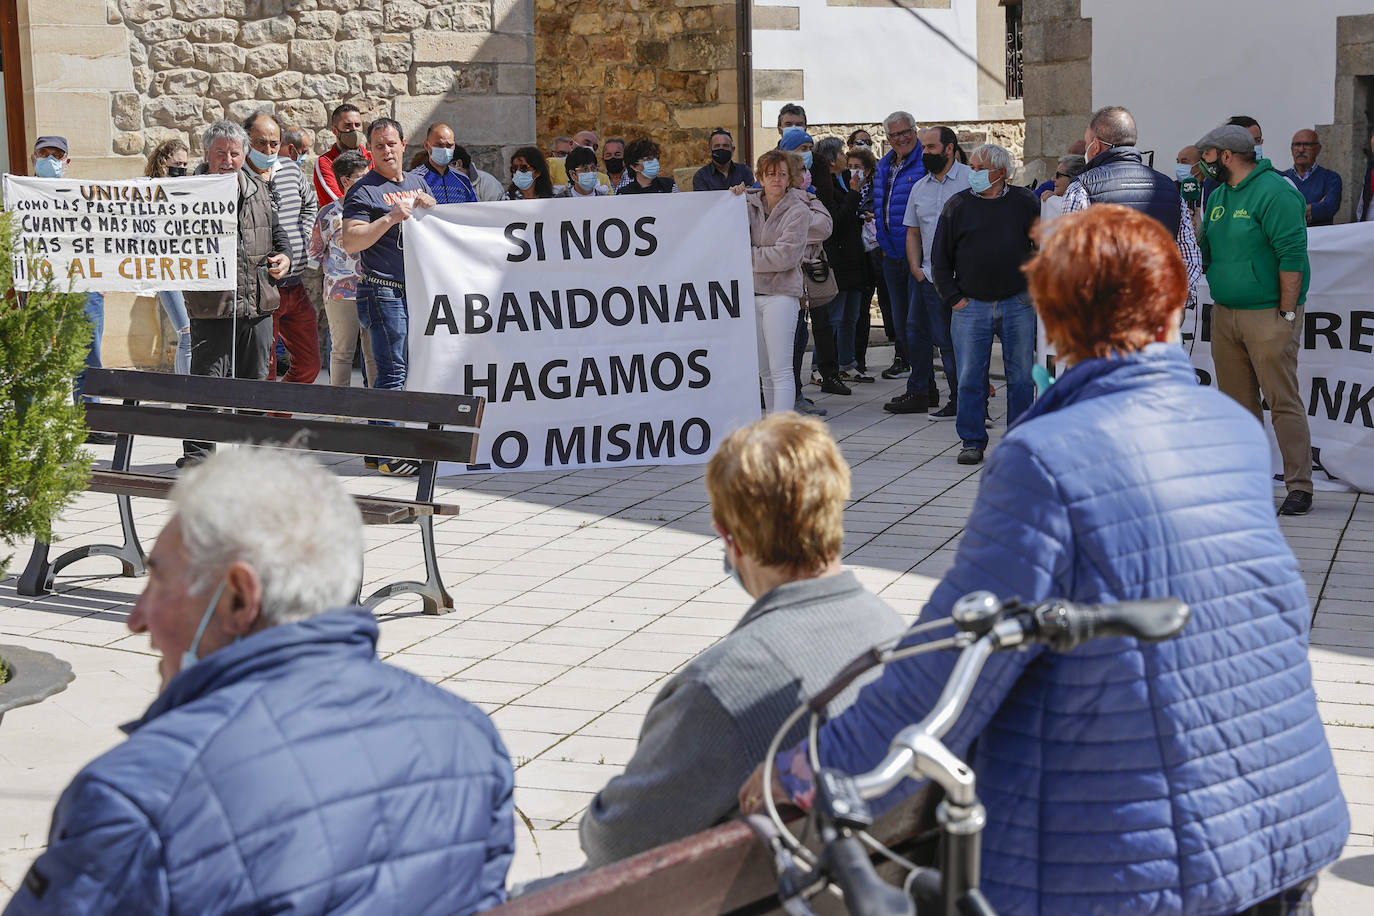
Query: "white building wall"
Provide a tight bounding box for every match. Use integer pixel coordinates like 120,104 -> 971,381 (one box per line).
1083,0 -> 1369,169
752,0 -> 982,128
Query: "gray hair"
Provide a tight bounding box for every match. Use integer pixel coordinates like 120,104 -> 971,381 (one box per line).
972,143 -> 1012,173
1057,154 -> 1087,178
883,111 -> 916,134
814,136 -> 845,168
1088,105 -> 1137,147
202,120 -> 248,154
172,448 -> 364,626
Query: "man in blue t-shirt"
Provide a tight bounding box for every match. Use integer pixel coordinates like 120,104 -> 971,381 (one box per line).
341,117 -> 435,476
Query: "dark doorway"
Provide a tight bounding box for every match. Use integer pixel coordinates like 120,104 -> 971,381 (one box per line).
0,0 -> 25,174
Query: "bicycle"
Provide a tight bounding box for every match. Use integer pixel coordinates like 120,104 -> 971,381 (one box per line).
749,591 -> 1191,916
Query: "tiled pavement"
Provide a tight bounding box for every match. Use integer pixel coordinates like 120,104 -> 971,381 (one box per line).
1,350 -> 1370,910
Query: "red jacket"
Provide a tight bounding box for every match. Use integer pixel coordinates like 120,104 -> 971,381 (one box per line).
313,144 -> 372,205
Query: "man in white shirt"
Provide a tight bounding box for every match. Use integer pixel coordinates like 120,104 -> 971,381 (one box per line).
902,126 -> 971,420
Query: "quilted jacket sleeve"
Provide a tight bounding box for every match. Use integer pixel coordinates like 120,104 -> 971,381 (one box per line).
3,776 -> 169,915
814,439 -> 1074,810
479,743 -> 517,912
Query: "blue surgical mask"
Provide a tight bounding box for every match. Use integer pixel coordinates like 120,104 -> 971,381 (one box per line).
801,151 -> 813,170
969,169 -> 993,193
34,156 -> 64,178
180,580 -> 228,675
722,546 -> 743,589
512,170 -> 534,190
247,147 -> 277,170
1253,144 -> 1263,159
1175,163 -> 1195,182
430,146 -> 454,167
640,158 -> 660,179
577,171 -> 600,192
296,154 -> 308,167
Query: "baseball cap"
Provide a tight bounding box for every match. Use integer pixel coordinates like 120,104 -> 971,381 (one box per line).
33,136 -> 69,155
1195,125 -> 1255,155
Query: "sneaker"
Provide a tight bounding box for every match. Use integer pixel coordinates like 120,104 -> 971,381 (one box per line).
881,361 -> 910,380
819,375 -> 852,395
883,392 -> 928,414
84,431 -> 117,445
378,459 -> 422,477
1277,490 -> 1312,516
841,369 -> 875,384
929,401 -> 957,420
957,446 -> 984,465
364,457 -> 379,470
794,398 -> 828,416
176,453 -> 206,470
809,369 -> 825,386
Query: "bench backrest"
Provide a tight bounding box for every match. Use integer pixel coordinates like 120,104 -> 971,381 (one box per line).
82,369 -> 484,464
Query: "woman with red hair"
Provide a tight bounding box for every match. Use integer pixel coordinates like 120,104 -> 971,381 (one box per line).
743,204 -> 1348,916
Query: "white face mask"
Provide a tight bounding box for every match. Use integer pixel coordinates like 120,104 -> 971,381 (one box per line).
180,580 -> 228,675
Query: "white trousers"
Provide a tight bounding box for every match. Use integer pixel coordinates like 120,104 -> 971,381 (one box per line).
756,294 -> 799,413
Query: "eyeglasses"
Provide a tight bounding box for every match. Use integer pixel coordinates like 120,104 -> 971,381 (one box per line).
888,129 -> 915,142
1055,172 -> 1071,179
511,165 -> 532,173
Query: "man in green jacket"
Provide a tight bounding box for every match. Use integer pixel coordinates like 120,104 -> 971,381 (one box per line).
1196,124 -> 1313,516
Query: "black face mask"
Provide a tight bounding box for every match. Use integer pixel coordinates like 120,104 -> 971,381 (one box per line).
710,148 -> 733,166
604,156 -> 625,175
167,166 -> 188,178
921,151 -> 948,174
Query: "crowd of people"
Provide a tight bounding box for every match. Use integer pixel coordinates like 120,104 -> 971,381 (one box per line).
7,199 -> 1351,911
10,99 -> 1363,916
48,98 -> 1370,511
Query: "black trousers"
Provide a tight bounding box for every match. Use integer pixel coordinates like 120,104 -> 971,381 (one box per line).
864,247 -> 902,364
184,314 -> 273,459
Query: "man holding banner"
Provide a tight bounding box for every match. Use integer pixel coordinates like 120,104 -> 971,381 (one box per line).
1196,125 -> 1314,516
342,118 -> 435,477
181,120 -> 292,466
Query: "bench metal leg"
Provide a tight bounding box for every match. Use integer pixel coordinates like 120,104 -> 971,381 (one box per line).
362,515 -> 454,616
15,494 -> 148,598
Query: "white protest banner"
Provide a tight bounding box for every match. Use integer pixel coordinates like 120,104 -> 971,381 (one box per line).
1182,222 -> 1374,494
404,192 -> 760,472
2,174 -> 237,293
1038,222 -> 1374,494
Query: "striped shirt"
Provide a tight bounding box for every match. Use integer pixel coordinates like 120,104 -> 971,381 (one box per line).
262,160 -> 318,282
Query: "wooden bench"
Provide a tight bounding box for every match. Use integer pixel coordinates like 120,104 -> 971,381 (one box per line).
17,368 -> 484,615
491,794 -> 933,916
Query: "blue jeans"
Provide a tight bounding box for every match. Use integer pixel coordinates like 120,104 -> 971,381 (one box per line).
156,290 -> 192,374
949,293 -> 1036,448
73,292 -> 103,403
828,289 -> 863,369
357,279 -> 408,391
916,279 -> 957,401
880,254 -> 933,395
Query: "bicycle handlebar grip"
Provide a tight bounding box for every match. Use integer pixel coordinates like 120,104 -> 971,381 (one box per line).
1035,598 -> 1190,651
822,835 -> 915,916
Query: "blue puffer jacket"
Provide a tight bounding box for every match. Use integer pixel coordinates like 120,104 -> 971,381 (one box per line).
872,146 -> 925,258
816,346 -> 1348,915
5,609 -> 514,916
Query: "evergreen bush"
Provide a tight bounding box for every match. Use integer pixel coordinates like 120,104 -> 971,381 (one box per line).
0,212 -> 92,578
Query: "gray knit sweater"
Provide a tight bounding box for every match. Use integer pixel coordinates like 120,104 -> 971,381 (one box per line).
578,571 -> 905,867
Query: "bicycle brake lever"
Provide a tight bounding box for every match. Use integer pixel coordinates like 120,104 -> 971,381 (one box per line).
744,815 -> 823,916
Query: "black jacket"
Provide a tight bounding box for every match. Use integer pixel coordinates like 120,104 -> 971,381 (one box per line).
820,176 -> 866,290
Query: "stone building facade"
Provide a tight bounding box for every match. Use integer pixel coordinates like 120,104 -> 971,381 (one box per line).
533,0 -> 741,179
15,0 -> 536,180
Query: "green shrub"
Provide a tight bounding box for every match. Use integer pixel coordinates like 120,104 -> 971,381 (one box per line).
0,212 -> 92,577
0,654 -> 10,686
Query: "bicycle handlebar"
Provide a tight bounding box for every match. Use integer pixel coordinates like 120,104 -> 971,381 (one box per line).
822,835 -> 915,916
1026,597 -> 1191,652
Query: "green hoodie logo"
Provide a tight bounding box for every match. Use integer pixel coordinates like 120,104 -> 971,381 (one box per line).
1209,204 -> 1225,222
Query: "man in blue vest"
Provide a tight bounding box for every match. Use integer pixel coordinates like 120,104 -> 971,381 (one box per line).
872,110 -> 931,411
1061,106 -> 1201,302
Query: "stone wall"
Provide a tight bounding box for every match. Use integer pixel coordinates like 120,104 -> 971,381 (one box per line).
111,0 -> 535,174
1020,0 -> 1091,186
533,0 -> 740,173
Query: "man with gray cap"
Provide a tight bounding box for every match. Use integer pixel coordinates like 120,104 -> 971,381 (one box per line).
31,136 -> 113,443
1196,123 -> 1313,516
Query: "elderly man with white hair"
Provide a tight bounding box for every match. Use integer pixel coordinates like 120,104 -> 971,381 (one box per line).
930,143 -> 1040,466
4,449 -> 514,916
